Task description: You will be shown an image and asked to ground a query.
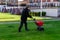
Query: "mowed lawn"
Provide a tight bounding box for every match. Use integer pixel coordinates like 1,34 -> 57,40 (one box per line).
0,13 -> 60,40
0,13 -> 51,22
0,21 -> 60,40
0,13 -> 20,21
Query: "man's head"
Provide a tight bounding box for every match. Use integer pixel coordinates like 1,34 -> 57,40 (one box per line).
26,5 -> 30,9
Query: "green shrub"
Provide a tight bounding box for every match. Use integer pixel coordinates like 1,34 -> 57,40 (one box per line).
30,12 -> 46,16
38,12 -> 40,16
42,12 -> 46,16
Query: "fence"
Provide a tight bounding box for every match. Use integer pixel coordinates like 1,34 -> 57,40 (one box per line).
28,2 -> 60,9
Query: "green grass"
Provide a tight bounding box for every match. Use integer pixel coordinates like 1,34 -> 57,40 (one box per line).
0,12 -> 59,40
0,13 -> 20,21
0,13 -> 51,21
0,21 -> 60,40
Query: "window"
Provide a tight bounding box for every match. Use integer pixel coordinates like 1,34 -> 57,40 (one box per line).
57,0 -> 60,2
2,0 -> 5,2
6,0 -> 8,1
37,0 -> 41,2
50,0 -> 53,2
29,0 -> 34,3
24,0 -> 27,1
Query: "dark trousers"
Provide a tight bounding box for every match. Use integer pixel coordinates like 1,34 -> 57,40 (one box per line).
19,21 -> 28,32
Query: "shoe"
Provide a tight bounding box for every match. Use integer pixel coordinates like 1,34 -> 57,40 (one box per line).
26,29 -> 30,31
18,30 -> 21,32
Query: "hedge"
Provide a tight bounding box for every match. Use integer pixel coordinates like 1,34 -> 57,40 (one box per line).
30,12 -> 46,16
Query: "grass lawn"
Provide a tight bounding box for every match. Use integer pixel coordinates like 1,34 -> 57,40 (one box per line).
0,21 -> 60,40
0,13 -> 20,21
0,12 -> 60,40
0,13 -> 51,22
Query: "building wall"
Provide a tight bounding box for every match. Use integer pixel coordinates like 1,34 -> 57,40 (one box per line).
0,0 -> 18,5
22,0 -> 58,6
23,0 -> 58,2
0,0 -> 59,6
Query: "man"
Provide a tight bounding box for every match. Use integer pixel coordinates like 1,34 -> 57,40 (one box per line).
18,6 -> 32,32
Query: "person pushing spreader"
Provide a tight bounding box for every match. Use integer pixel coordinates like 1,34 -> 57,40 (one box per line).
33,19 -> 44,31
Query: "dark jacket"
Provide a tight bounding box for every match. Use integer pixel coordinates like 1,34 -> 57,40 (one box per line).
21,8 -> 32,21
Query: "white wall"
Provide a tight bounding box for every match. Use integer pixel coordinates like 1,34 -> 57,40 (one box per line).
58,8 -> 60,16
43,8 -> 58,17
0,5 -> 6,11
31,8 -> 58,17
